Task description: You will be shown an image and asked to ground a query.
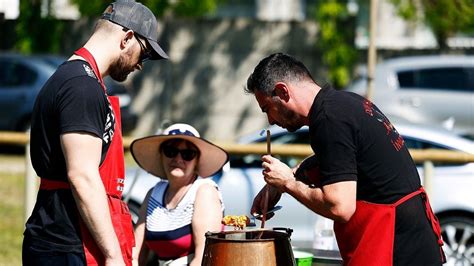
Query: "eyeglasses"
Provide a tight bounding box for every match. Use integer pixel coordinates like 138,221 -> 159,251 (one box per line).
162,146 -> 198,161
134,34 -> 153,63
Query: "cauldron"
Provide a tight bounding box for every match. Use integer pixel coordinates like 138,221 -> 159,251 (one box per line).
202,227 -> 295,266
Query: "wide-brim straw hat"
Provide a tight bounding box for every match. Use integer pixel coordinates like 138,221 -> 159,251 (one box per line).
131,123 -> 229,178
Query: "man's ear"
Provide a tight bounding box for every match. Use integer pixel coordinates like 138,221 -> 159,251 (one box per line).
121,29 -> 134,49
274,82 -> 290,102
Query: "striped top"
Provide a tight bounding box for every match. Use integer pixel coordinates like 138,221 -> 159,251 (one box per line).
145,178 -> 224,260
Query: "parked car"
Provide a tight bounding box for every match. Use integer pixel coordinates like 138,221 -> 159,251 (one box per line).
123,123 -> 474,265
0,53 -> 137,134
345,55 -> 474,138
0,53 -> 56,131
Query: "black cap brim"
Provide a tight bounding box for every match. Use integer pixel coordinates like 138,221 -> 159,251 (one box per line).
148,39 -> 169,60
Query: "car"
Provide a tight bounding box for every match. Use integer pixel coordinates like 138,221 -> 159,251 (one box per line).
0,53 -> 138,134
0,53 -> 56,131
345,55 -> 474,138
123,123 -> 474,265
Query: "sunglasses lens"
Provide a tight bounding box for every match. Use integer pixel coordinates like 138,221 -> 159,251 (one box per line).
163,146 -> 178,158
140,52 -> 150,62
181,150 -> 197,161
162,146 -> 197,161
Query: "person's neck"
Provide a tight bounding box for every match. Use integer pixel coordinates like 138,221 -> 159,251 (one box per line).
165,182 -> 193,209
81,42 -> 114,78
294,81 -> 321,125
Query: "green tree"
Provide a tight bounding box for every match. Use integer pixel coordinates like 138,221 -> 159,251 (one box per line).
15,0 -> 67,54
14,0 -> 223,54
389,0 -> 474,49
313,0 -> 358,89
71,0 -> 223,18
313,0 -> 474,88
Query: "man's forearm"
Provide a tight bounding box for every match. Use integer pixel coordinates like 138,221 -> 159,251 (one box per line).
70,173 -> 123,260
283,179 -> 355,223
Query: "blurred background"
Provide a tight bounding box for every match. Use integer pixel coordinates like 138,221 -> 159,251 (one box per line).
0,0 -> 473,265
1,0 -> 472,140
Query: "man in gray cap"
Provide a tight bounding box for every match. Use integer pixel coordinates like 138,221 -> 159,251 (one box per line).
23,1 -> 167,265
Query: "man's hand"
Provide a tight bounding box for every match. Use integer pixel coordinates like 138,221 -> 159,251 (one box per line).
261,155 -> 295,191
250,184 -> 282,220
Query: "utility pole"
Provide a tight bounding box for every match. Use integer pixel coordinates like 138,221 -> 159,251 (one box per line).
366,0 -> 378,101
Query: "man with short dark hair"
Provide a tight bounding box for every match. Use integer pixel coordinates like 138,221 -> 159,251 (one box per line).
23,1 -> 168,265
247,53 -> 445,265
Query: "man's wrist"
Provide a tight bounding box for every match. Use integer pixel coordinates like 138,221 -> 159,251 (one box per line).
282,175 -> 296,193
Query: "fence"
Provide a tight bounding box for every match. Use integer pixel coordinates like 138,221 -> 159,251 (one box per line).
1,131 -> 473,223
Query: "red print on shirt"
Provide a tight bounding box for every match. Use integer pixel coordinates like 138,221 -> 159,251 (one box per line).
362,100 -> 405,151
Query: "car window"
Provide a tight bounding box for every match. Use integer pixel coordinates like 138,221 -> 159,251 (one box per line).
397,67 -> 474,93
403,136 -> 463,166
0,60 -> 38,87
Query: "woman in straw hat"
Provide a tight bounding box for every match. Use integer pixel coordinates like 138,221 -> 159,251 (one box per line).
131,123 -> 228,266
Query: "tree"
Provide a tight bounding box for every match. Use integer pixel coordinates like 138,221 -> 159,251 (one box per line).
14,0 -> 223,54
313,0 -> 358,89
389,0 -> 474,49
313,0 -> 474,89
15,0 -> 67,54
71,0 -> 223,18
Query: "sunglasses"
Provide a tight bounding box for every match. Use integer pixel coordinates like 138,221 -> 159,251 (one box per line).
121,27 -> 153,63
134,34 -> 153,63
162,146 -> 198,161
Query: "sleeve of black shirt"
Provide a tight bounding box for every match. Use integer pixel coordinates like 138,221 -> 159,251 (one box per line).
312,114 -> 358,186
56,76 -> 107,139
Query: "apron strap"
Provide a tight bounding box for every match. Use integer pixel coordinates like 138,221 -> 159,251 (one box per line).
393,187 -> 446,263
419,187 -> 447,263
393,188 -> 423,207
39,178 -> 120,199
40,178 -> 70,190
74,47 -> 107,92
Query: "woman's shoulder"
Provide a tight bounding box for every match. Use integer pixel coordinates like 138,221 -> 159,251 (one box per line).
149,180 -> 168,197
187,178 -> 220,199
193,178 -> 219,188
152,180 -> 169,189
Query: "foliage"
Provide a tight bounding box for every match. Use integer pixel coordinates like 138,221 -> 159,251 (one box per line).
389,0 -> 474,48
313,0 -> 358,89
15,0 -> 67,54
313,0 -> 474,88
71,0 -> 223,18
14,0 -> 222,54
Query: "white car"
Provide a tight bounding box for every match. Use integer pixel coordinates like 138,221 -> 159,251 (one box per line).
345,55 -> 474,138
123,123 -> 474,265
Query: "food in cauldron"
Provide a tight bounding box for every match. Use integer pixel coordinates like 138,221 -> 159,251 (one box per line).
222,215 -> 250,230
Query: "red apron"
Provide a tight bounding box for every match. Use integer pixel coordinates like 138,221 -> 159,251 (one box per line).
333,187 -> 446,266
40,48 -> 134,265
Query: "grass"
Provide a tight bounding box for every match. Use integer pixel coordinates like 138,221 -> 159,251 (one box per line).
0,155 -> 25,266
0,152 -> 137,266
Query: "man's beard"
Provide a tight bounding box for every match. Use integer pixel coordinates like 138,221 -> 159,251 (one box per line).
109,54 -> 133,82
277,101 -> 303,132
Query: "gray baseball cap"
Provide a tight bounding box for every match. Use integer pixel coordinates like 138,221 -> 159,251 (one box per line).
102,0 -> 169,60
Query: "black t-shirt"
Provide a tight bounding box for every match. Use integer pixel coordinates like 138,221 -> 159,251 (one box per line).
309,85 -> 420,203
308,85 -> 442,265
25,60 -> 116,253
